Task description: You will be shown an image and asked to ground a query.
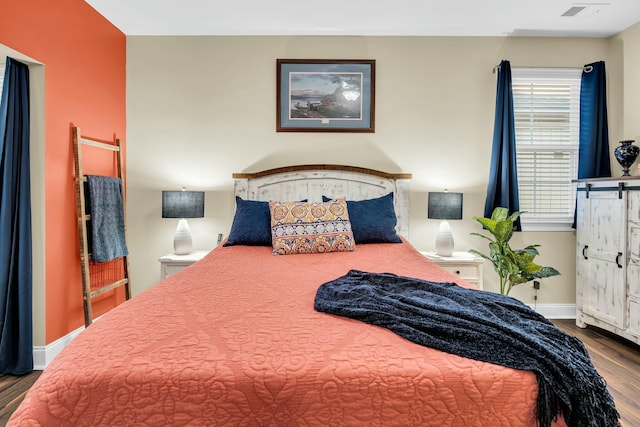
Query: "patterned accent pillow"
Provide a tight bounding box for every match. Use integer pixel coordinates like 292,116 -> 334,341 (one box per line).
269,199 -> 356,255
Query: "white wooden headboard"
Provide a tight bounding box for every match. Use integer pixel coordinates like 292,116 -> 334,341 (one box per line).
232,165 -> 412,237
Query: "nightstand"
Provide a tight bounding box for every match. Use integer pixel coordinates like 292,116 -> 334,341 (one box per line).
158,251 -> 209,280
421,251 -> 484,289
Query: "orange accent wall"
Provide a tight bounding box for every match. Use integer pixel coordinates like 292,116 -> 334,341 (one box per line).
0,0 -> 126,343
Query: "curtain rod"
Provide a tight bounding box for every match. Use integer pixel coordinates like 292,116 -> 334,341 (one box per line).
492,64 -> 589,74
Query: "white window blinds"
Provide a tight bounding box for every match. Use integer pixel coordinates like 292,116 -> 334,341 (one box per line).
512,68 -> 582,230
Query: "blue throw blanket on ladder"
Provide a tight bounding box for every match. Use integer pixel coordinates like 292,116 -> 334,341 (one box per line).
314,270 -> 620,427
86,175 -> 129,263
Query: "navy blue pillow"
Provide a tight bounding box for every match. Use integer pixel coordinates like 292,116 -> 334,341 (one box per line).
322,193 -> 402,244
224,197 -> 272,246
224,196 -> 308,247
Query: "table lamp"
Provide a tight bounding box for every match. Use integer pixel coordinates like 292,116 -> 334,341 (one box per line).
428,191 -> 463,257
162,188 -> 205,255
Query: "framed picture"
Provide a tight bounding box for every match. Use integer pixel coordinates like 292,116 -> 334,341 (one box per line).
276,59 -> 375,133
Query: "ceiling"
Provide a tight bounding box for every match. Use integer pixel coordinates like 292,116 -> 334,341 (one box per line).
84,0 -> 640,37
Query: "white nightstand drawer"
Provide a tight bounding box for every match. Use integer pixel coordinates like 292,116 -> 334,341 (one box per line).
420,251 -> 484,289
159,251 -> 209,280
163,264 -> 189,278
437,264 -> 479,278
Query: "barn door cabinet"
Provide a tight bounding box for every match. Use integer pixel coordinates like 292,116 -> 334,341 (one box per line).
575,177 -> 640,345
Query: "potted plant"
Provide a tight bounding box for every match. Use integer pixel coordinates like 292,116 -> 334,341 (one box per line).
469,207 -> 560,295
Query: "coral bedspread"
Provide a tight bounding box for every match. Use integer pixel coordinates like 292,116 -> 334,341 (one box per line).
10,241 -> 566,427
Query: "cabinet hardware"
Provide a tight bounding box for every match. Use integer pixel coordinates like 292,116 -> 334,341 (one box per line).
616,252 -> 623,268
583,245 -> 588,259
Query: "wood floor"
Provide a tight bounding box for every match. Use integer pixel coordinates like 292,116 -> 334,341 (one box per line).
551,320 -> 640,427
0,369 -> 41,427
0,319 -> 638,426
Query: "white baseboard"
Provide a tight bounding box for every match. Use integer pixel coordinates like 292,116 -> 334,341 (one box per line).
33,324 -> 85,370
527,303 -> 576,319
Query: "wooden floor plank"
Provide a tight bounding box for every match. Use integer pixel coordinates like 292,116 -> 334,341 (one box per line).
1,320 -> 638,426
553,319 -> 640,427
0,371 -> 41,427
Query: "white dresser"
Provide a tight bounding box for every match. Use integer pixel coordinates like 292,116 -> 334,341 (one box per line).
575,177 -> 640,344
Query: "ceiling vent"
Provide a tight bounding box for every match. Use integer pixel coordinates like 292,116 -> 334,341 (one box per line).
562,6 -> 587,16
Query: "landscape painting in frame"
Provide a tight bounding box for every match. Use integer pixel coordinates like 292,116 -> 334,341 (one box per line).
277,59 -> 375,132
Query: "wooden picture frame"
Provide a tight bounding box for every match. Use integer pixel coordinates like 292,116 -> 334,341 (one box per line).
276,59 -> 375,133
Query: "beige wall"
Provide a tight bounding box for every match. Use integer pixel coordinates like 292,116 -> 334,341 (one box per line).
126,35 -> 618,305
617,22 -> 640,141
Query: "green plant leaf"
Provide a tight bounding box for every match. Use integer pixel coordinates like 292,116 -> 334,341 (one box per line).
521,261 -> 542,275
493,220 -> 513,242
491,207 -> 509,222
507,211 -> 524,222
468,249 -> 491,261
470,206 -> 560,295
474,217 -> 496,233
470,232 -> 494,243
534,266 -> 561,279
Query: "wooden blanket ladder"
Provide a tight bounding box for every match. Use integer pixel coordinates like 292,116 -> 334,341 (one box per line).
72,126 -> 131,327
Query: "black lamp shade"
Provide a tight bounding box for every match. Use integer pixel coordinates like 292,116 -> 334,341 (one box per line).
428,192 -> 463,220
162,191 -> 205,218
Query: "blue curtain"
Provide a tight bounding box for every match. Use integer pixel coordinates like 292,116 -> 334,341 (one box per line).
578,61 -> 611,179
0,57 -> 33,375
484,60 -> 520,229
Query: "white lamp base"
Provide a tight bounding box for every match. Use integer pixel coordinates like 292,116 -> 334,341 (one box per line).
435,220 -> 454,257
174,218 -> 193,255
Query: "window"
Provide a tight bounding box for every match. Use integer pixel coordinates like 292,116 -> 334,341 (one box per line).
511,67 -> 582,231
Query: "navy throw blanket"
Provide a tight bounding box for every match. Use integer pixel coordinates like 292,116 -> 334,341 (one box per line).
314,270 -> 620,427
86,175 -> 129,262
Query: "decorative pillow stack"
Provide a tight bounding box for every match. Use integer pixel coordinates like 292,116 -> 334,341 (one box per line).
269,199 -> 356,255
225,193 -> 401,253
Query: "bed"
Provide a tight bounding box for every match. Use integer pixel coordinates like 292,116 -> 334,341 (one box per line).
9,165 -> 615,427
